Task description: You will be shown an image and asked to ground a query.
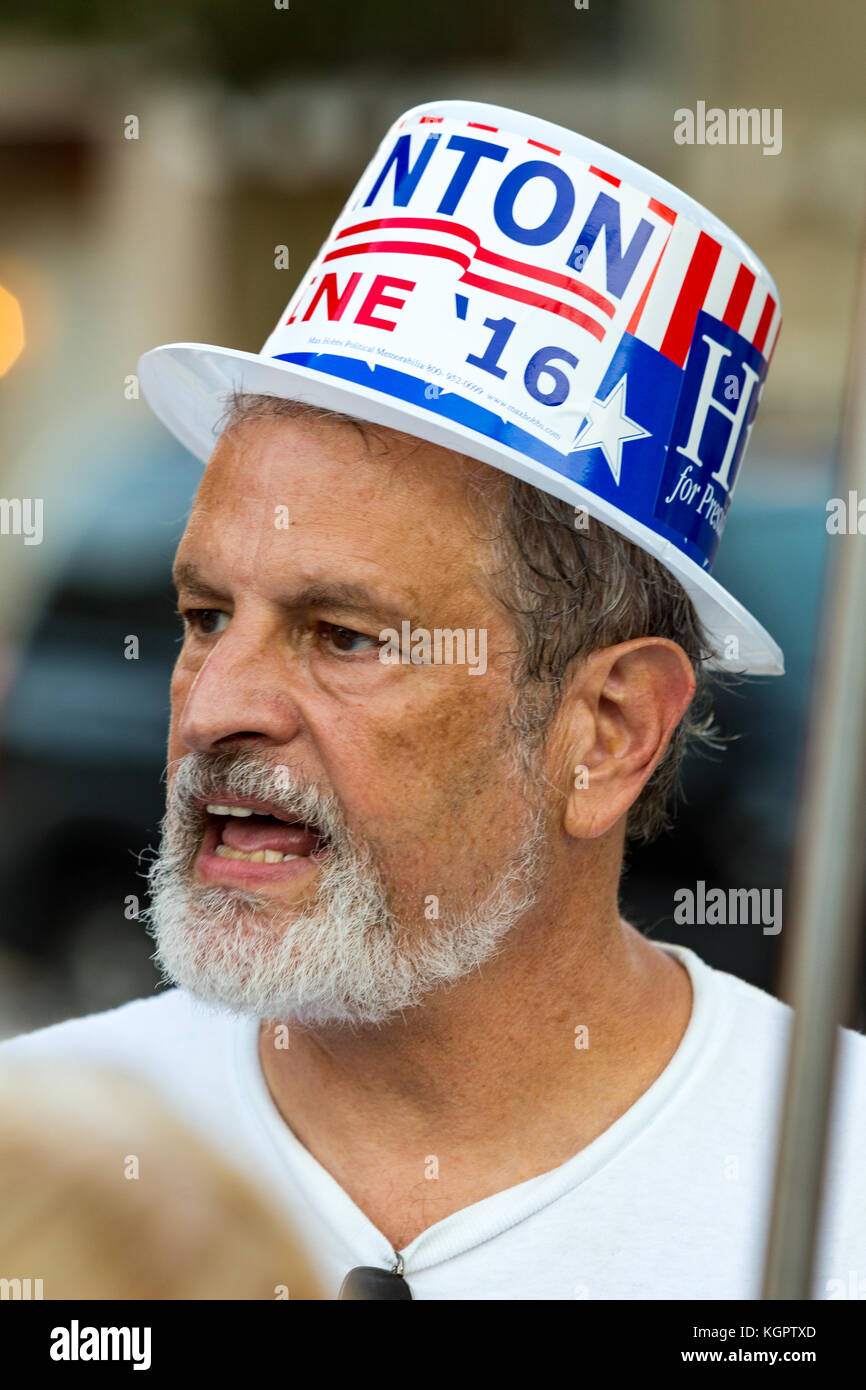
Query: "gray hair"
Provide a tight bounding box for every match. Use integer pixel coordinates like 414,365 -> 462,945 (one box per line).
217,391 -> 725,844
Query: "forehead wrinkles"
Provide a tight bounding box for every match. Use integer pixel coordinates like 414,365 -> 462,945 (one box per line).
187,420 -> 502,589
206,414 -> 492,522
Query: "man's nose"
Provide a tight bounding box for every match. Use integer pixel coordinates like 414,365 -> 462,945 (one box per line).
175,620 -> 302,753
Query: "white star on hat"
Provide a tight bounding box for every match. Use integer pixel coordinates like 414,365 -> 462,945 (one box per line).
570,374 -> 651,486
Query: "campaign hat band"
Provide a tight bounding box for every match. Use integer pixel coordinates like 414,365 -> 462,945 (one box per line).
139,98 -> 783,675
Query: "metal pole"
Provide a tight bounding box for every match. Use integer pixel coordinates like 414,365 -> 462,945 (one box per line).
761,238 -> 866,1299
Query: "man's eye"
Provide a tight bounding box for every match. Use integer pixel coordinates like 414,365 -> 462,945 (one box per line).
318,622 -> 379,655
183,608 -> 231,635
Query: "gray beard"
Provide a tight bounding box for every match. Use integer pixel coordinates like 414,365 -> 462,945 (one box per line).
144,751 -> 552,1028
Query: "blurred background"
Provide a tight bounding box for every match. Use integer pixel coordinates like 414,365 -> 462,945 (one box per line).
0,0 -> 863,1036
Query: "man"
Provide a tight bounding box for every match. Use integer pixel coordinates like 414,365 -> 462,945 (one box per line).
2,99 -> 864,1299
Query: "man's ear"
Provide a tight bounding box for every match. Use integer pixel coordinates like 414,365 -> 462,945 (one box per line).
552,638 -> 696,841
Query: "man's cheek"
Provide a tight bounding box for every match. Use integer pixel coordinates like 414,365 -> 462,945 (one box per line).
168,667 -> 194,753
170,655 -> 197,708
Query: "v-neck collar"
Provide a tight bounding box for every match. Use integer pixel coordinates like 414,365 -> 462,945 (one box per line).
230,942 -> 725,1274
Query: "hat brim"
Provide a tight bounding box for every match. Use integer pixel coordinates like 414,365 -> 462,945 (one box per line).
138,341 -> 784,676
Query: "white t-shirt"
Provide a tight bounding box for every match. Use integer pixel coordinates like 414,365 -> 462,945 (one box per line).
2,943 -> 865,1300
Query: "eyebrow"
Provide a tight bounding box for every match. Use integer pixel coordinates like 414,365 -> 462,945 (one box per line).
172,560 -> 419,625
172,561 -> 229,604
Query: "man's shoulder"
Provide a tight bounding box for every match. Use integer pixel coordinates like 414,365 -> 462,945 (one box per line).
705,950 -> 866,1062
671,945 -> 866,1106
710,954 -> 866,1073
667,942 -> 793,1047
689,948 -> 866,1160
707,956 -> 793,1038
0,989 -> 227,1068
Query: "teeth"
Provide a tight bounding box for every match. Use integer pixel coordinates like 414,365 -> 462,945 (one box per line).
206,803 -> 254,817
214,845 -> 301,863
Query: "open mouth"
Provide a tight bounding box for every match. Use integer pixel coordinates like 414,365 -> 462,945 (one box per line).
200,799 -> 331,868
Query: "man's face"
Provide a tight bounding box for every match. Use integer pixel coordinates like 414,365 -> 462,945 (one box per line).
148,412 -> 555,1024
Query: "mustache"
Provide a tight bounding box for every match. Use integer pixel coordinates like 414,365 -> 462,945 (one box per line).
164,751 -> 347,847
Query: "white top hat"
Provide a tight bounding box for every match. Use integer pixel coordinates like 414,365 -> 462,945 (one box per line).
139,98 -> 783,675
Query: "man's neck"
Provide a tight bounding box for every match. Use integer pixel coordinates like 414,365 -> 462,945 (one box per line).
256,904 -> 693,1252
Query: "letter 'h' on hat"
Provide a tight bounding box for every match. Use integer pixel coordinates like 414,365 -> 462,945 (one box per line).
139,98 -> 783,675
